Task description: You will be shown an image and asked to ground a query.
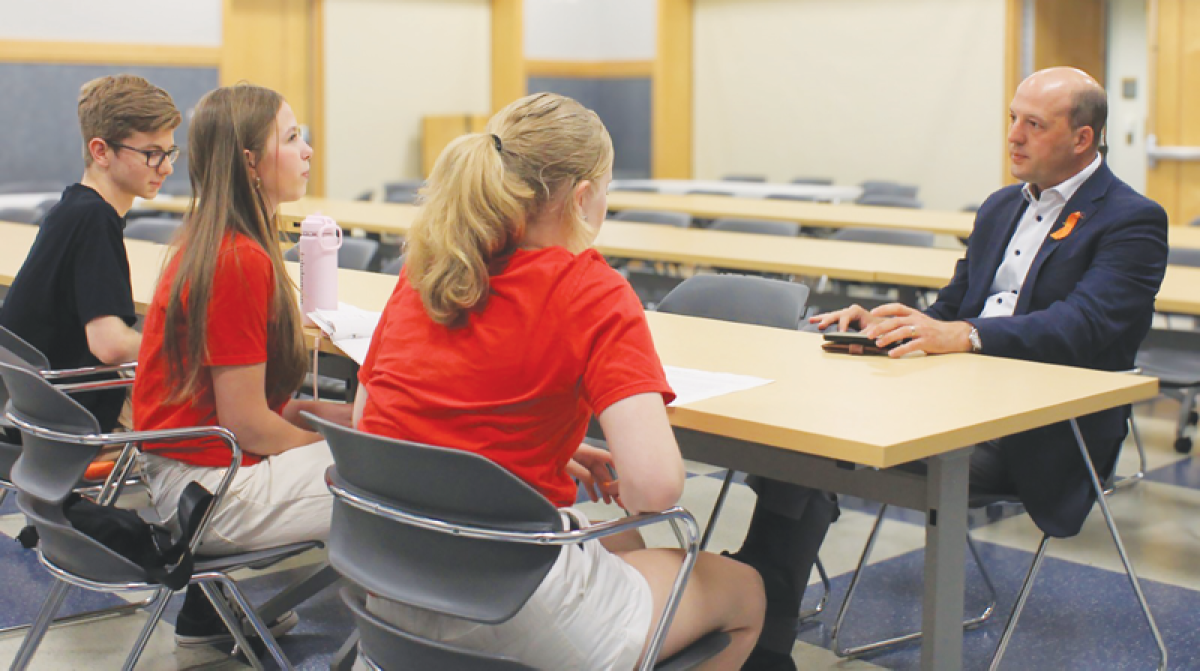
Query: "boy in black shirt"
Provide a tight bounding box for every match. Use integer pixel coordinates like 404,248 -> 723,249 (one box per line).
0,75 -> 181,431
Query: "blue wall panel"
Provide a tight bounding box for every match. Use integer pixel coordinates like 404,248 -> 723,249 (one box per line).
0,64 -> 219,193
527,77 -> 651,180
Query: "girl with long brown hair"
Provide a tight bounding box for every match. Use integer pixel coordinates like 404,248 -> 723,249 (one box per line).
353,93 -> 764,669
133,84 -> 351,646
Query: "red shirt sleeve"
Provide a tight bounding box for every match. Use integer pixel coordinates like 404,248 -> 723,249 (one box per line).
204,240 -> 273,367
571,252 -> 675,415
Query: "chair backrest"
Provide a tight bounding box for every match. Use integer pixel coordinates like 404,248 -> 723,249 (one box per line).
383,180 -> 424,204
856,193 -> 923,209
710,218 -> 800,237
0,355 -> 147,583
721,174 -> 766,183
354,189 -> 374,202
341,587 -> 534,671
0,207 -> 42,225
684,189 -> 733,197
656,274 -> 810,330
1168,247 -> 1200,268
284,237 -> 381,271
765,193 -> 817,202
831,227 -> 935,248
859,180 -> 919,199
311,415 -> 563,624
380,255 -> 406,276
0,329 -> 50,482
791,177 -> 833,186
610,185 -> 658,193
124,218 -> 182,244
610,209 -> 692,228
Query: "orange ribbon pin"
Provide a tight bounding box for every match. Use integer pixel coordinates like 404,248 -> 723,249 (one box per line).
1050,211 -> 1082,241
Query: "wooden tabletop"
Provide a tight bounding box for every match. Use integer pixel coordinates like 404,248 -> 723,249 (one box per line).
605,191 -> 978,237
1169,226 -> 1200,250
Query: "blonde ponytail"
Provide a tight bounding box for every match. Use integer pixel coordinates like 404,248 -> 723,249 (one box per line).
406,93 -> 613,326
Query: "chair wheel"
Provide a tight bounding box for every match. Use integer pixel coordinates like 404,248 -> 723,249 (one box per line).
1175,437 -> 1193,454
1188,411 -> 1198,426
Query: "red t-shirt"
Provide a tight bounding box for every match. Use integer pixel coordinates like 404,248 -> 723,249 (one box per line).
358,247 -> 674,507
134,234 -> 286,467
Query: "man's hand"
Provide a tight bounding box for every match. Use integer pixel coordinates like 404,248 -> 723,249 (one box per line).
862,304 -> 973,357
567,443 -> 620,505
808,303 -> 886,333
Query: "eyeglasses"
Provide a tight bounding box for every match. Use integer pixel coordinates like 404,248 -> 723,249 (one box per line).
108,141 -> 181,169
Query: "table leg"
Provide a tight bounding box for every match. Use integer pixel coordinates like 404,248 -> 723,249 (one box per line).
921,447 -> 971,671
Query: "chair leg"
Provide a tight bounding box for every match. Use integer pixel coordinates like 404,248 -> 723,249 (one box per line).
1109,415 -> 1147,494
1070,419 -> 1168,671
797,557 -> 831,623
831,504 -> 997,659
199,580 -> 267,671
119,587 -> 172,671
987,534 -> 1050,671
0,487 -> 8,509
699,470 -> 735,551
217,576 -> 294,671
0,593 -> 157,637
330,630 -> 361,671
9,579 -> 71,670
95,442 -> 139,506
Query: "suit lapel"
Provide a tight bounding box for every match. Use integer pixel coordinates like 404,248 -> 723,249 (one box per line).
1014,162 -> 1114,314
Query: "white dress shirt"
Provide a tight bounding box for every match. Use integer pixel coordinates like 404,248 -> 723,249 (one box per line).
978,154 -> 1102,319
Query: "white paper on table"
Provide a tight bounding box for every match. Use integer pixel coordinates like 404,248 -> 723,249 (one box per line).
663,366 -> 773,407
308,302 -> 381,365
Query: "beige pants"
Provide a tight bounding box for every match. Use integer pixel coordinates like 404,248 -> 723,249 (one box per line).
139,440 -> 334,555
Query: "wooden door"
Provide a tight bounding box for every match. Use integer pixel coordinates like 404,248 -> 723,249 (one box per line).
221,0 -> 325,196
1146,0 -> 1200,226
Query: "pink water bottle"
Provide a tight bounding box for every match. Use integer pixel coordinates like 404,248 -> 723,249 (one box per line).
298,213 -> 342,326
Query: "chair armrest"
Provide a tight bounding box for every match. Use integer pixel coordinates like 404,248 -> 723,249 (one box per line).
3,414 -> 242,554
41,362 -> 137,381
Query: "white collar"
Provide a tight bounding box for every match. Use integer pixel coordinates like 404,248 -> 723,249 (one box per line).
1021,153 -> 1102,206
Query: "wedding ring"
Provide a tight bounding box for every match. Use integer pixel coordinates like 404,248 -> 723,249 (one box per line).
909,325 -> 917,337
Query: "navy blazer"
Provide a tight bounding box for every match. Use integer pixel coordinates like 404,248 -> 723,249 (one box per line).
925,161 -> 1168,537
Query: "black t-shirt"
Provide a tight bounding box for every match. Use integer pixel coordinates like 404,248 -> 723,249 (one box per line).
0,184 -> 137,431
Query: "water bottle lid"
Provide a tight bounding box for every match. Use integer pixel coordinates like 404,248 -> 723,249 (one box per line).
301,213 -> 337,234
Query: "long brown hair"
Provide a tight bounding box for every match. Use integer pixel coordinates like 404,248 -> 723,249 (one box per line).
406,92 -> 613,326
162,84 -> 307,404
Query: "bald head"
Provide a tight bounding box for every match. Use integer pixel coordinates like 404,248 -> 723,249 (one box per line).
1019,67 -> 1107,151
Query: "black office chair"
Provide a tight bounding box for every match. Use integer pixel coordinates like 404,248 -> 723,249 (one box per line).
831,227 -> 935,248
309,414 -> 729,671
124,217 -> 183,244
0,354 -> 324,670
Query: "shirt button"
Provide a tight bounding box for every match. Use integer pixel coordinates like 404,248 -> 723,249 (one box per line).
997,298 -> 1003,304
1036,215 -> 1043,222
1015,250 -> 1021,256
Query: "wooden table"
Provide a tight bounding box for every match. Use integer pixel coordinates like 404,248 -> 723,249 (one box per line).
610,179 -> 862,203
0,219 -> 1161,669
605,191 -> 978,237
1169,226 -> 1200,250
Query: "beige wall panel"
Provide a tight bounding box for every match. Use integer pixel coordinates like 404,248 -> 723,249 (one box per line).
1148,0 -> 1200,226
693,0 -> 1006,211
324,0 -> 490,198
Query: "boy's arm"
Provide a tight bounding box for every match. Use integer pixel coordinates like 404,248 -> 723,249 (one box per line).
85,315 -> 141,364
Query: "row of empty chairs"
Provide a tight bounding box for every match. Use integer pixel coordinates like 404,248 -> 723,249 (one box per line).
613,177 -> 922,208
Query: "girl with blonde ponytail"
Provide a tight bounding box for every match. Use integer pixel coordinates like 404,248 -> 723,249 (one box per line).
355,93 -> 764,669
133,84 -> 352,646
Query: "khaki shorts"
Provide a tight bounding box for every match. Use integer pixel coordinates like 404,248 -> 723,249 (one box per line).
366,508 -> 655,671
140,440 -> 334,555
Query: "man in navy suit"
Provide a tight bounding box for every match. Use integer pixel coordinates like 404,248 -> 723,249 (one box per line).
737,67 -> 1168,671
